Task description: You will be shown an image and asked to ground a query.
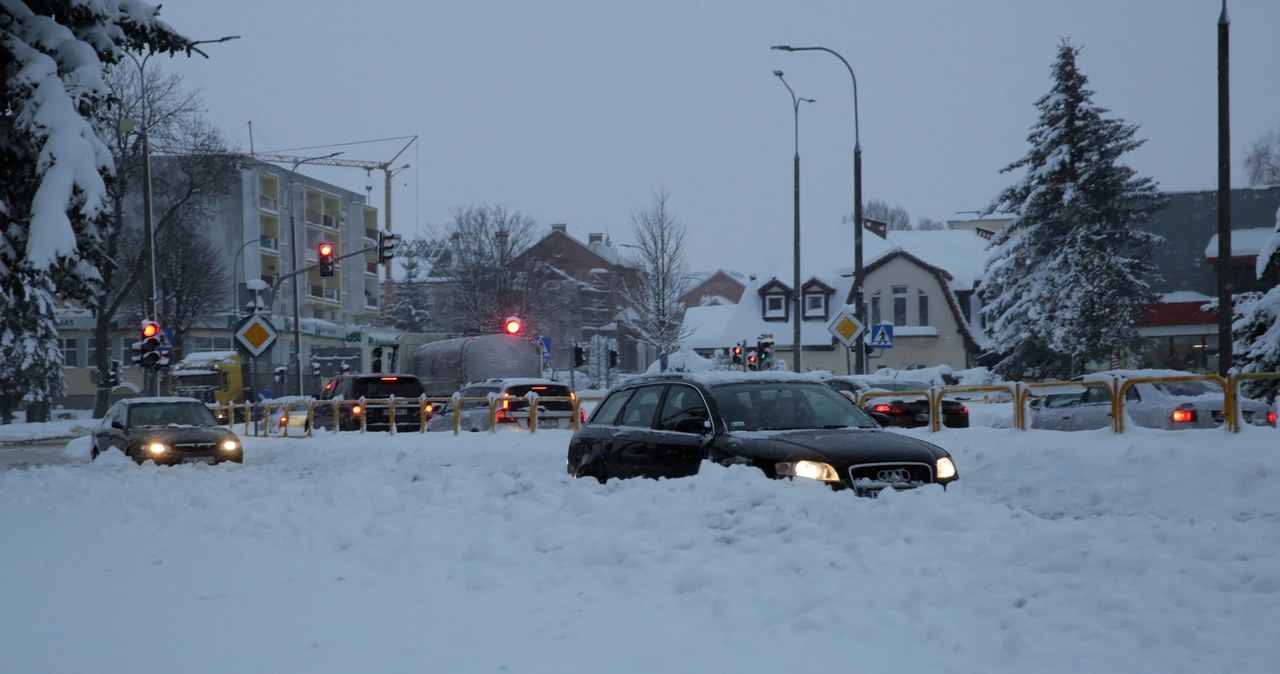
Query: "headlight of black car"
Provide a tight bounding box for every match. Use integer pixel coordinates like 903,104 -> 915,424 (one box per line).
936,456 -> 957,481
776,460 -> 842,483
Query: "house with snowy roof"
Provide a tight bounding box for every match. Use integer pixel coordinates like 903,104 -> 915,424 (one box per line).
681,227 -> 991,374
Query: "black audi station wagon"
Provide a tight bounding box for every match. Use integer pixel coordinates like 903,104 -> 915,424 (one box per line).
567,371 -> 958,496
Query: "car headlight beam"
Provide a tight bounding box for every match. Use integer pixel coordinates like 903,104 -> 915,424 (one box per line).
147,442 -> 168,455
221,439 -> 240,452
776,460 -> 841,483
935,456 -> 957,481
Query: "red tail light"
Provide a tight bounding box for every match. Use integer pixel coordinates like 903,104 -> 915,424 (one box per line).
1269,411 -> 1277,424
961,406 -> 969,415
580,408 -> 587,422
351,404 -> 363,416
495,408 -> 515,424
278,415 -> 287,427
870,404 -> 905,415
1170,408 -> 1196,423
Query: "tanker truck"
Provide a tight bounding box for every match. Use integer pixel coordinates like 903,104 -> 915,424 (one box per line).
408,333 -> 543,397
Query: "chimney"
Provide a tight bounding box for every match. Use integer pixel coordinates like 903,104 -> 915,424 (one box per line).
588,233 -> 603,244
863,217 -> 888,239
551,223 -> 567,233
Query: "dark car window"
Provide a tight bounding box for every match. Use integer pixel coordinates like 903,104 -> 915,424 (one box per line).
505,384 -> 574,411
353,377 -> 426,398
456,386 -> 498,410
655,384 -> 710,432
589,388 -> 634,426
711,382 -> 878,431
618,385 -> 665,428
1081,385 -> 1112,405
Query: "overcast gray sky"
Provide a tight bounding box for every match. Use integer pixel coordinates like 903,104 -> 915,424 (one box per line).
158,0 -> 1280,274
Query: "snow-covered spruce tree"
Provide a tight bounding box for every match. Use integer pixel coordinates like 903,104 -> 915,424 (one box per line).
618,189 -> 692,359
1,1 -> 189,419
980,41 -> 1164,380
1231,205 -> 1280,402
385,238 -> 439,333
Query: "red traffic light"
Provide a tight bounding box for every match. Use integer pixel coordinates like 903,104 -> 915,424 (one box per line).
141,322 -> 160,338
318,242 -> 334,257
503,316 -> 522,335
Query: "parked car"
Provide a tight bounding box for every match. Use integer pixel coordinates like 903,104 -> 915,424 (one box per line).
823,375 -> 970,429
567,372 -> 958,496
254,396 -> 314,436
1028,369 -> 1277,431
312,373 -> 429,432
92,397 -> 244,465
426,378 -> 582,432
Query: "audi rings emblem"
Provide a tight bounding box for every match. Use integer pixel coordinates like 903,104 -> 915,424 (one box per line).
877,468 -> 912,482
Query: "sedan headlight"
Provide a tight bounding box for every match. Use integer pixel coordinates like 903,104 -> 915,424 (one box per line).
936,456 -> 957,481
146,441 -> 168,455
221,439 -> 240,452
776,460 -> 841,482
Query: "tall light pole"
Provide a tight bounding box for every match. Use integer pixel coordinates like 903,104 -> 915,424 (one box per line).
121,34 -> 238,395
774,70 -> 814,372
286,152 -> 343,395
1216,0 -> 1232,377
772,44 -> 865,373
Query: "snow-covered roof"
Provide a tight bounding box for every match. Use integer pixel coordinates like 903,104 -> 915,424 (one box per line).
177,350 -> 239,363
1204,227 -> 1274,259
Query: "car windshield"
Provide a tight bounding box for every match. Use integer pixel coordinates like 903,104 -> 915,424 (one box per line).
129,402 -> 218,428
710,382 -> 879,431
1152,380 -> 1219,397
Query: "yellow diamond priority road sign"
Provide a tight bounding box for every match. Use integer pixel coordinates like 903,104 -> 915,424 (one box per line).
827,309 -> 865,347
234,313 -> 279,357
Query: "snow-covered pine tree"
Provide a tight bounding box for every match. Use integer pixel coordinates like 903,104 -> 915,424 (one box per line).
1,1 -> 189,420
980,40 -> 1165,380
1231,205 -> 1280,402
386,238 -> 438,332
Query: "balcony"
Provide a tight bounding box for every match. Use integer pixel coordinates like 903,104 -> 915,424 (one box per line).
309,285 -> 340,302
258,195 -> 278,212
365,227 -> 378,241
259,236 -> 279,252
366,262 -> 378,275
305,209 -> 323,226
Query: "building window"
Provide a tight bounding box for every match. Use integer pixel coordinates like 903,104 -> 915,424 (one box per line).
918,290 -> 929,326
892,285 -> 908,326
803,292 -> 825,319
764,294 -> 786,319
61,338 -> 78,368
870,291 -> 881,325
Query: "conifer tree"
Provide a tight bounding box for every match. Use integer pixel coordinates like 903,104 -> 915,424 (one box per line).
980,41 -> 1165,380
1231,206 -> 1280,401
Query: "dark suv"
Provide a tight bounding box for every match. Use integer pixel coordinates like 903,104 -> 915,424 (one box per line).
312,373 -> 428,432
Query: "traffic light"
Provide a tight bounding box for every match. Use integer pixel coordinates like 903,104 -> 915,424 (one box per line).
573,345 -> 586,367
503,315 -> 523,335
758,339 -> 774,368
104,359 -> 122,387
378,233 -> 402,264
747,351 -> 758,371
608,350 -> 619,368
731,343 -> 743,365
139,321 -> 162,367
318,241 -> 336,277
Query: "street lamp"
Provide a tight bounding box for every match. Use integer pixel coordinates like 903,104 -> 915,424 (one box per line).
774,70 -> 814,373
120,34 -> 239,394
772,44 -> 865,374
286,152 -> 343,395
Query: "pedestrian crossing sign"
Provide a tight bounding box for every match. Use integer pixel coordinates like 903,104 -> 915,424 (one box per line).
870,323 -> 894,349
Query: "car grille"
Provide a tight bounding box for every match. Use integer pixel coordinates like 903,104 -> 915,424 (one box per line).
173,442 -> 219,453
847,462 -> 933,494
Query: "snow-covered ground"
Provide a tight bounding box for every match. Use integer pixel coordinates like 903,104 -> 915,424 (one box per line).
2,407 -> 1278,673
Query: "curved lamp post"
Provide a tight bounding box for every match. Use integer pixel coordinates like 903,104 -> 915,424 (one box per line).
772,44 -> 865,374
287,152 -> 343,395
773,70 -> 814,372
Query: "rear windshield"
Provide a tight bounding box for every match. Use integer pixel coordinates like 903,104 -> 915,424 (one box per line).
352,378 -> 425,398
1152,381 -> 1219,397
505,384 -> 574,411
864,380 -> 931,392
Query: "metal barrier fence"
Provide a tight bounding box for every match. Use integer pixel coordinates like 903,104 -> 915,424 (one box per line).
212,374 -> 1280,437
212,393 -> 603,438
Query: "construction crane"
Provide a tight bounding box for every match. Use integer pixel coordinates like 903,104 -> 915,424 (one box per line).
249,134 -> 417,314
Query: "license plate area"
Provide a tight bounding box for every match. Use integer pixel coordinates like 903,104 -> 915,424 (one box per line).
181,455 -> 217,465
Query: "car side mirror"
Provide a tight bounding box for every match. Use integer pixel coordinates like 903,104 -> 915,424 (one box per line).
111,419 -> 125,429
870,412 -> 892,427
1029,399 -> 1042,410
